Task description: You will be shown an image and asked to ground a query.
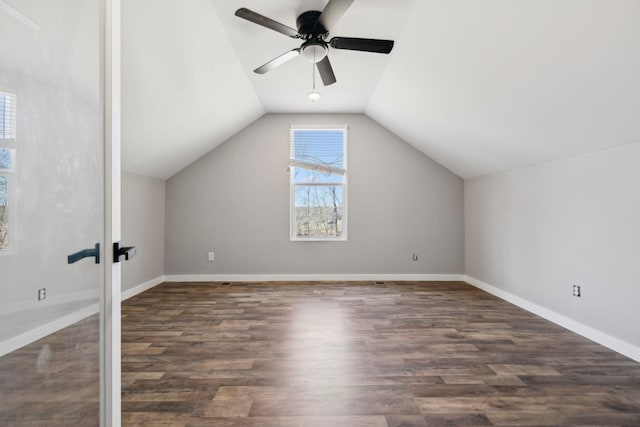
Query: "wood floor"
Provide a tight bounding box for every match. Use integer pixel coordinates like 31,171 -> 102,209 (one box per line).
120,281 -> 640,426
1,281 -> 639,426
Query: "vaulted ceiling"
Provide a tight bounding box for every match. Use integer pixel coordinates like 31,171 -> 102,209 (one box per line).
122,0 -> 640,179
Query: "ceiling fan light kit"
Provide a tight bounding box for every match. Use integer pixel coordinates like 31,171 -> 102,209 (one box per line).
235,0 -> 394,91
307,90 -> 321,102
301,42 -> 328,63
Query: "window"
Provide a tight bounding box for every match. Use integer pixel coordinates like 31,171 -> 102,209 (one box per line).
0,91 -> 17,252
0,150 -> 15,251
0,91 -> 16,139
290,125 -> 347,241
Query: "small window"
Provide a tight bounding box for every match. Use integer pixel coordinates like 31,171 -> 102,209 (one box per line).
0,92 -> 17,139
0,150 -> 15,252
290,125 -> 347,241
0,91 -> 16,253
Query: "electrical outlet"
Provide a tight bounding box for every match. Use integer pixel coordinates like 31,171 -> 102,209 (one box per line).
37,288 -> 46,301
572,285 -> 581,298
412,253 -> 419,261
207,252 -> 215,262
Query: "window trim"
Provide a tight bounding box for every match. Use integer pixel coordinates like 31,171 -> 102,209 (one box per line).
289,125 -> 348,242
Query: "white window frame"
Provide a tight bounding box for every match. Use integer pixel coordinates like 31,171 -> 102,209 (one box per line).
289,124 -> 348,242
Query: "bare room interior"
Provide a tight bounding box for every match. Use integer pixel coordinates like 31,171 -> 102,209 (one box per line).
1,0 -> 639,426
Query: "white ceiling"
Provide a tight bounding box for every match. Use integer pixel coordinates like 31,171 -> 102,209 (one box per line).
122,0 -> 640,179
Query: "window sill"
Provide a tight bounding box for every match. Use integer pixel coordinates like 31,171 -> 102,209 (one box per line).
290,236 -> 348,242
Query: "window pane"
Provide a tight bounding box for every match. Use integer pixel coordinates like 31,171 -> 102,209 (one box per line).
0,176 -> 8,250
0,149 -> 11,170
293,167 -> 343,184
0,92 -> 17,139
292,129 -> 345,169
294,185 -> 343,238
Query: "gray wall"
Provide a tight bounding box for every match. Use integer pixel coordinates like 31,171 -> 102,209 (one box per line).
121,172 -> 165,291
465,142 -> 640,348
165,114 -> 464,275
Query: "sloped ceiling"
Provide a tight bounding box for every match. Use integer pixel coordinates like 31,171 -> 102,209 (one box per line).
367,0 -> 640,178
122,0 -> 640,180
122,0 -> 264,179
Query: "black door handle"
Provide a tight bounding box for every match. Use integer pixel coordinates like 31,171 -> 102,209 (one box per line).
68,243 -> 100,264
113,241 -> 137,263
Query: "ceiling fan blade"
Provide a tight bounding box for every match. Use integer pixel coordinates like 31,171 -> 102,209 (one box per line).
330,37 -> 394,54
316,56 -> 337,86
318,0 -> 355,32
235,8 -> 301,38
254,49 -> 301,74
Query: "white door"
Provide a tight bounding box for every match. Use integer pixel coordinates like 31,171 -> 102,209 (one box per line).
0,0 -> 120,425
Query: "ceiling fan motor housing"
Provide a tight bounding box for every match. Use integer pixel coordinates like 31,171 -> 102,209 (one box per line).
296,11 -> 327,37
297,11 -> 329,63
296,10 -> 329,63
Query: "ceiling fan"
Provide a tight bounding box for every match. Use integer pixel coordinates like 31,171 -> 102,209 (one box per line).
234,0 -> 394,86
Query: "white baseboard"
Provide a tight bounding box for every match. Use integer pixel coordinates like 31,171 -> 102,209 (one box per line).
463,275 -> 640,363
165,273 -> 465,282
0,275 -> 166,357
121,275 -> 167,301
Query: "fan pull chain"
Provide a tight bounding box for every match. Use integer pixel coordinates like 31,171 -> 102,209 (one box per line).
312,49 -> 316,91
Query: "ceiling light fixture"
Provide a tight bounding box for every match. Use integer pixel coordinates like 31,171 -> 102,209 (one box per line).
301,40 -> 328,63
307,49 -> 321,102
308,90 -> 321,102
